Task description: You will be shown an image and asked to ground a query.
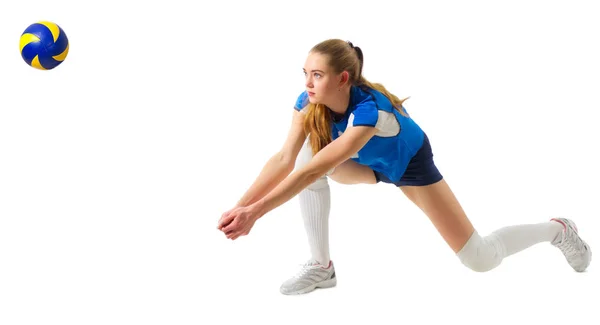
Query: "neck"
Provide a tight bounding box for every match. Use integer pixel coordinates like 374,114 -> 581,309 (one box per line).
325,86 -> 352,115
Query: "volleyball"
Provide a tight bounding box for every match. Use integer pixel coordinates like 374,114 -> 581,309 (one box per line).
20,21 -> 69,70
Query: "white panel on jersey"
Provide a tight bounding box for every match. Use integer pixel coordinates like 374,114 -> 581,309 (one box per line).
373,110 -> 400,137
347,110 -> 400,137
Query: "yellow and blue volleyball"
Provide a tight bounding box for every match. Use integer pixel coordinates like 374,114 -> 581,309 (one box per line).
20,21 -> 69,70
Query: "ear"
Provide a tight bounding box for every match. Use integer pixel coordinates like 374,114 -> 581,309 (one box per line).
338,71 -> 350,87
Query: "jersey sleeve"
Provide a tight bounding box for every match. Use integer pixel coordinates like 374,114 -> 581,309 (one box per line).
351,96 -> 379,127
293,91 -> 309,112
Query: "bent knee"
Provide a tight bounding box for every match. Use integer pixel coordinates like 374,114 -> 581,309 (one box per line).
296,140 -> 335,185
456,231 -> 505,272
460,255 -> 499,273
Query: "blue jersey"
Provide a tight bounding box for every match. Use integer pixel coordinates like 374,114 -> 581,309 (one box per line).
293,85 -> 425,183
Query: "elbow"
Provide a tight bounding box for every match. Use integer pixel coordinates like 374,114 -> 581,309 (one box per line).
274,151 -> 296,171
303,162 -> 334,182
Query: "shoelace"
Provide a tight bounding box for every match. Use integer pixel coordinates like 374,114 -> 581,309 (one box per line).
556,227 -> 585,259
293,261 -> 323,279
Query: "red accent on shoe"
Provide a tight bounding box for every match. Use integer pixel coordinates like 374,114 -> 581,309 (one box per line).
550,218 -> 567,231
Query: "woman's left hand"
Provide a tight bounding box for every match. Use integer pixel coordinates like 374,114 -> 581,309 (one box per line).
218,205 -> 262,240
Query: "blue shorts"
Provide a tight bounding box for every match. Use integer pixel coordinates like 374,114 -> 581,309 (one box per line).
373,133 -> 443,187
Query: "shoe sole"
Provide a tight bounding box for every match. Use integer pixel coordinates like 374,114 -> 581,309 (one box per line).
280,277 -> 337,295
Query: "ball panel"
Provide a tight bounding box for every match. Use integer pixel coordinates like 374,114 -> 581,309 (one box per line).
19,33 -> 40,52
31,56 -> 47,70
38,52 -> 61,70
49,29 -> 69,57
38,21 -> 60,42
53,43 -> 69,61
21,41 -> 43,65
22,23 -> 54,48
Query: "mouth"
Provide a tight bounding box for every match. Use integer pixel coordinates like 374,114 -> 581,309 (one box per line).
308,91 -> 315,96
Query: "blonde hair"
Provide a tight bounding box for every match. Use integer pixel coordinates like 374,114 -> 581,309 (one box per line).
304,39 -> 409,155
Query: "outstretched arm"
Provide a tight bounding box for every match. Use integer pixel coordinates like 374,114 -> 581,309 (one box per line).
233,109 -> 306,208
217,109 -> 305,232
219,125 -> 377,240
257,125 -> 378,216
219,125 -> 377,239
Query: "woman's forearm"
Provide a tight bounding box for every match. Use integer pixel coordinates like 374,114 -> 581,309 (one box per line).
235,152 -> 295,208
254,165 -> 325,218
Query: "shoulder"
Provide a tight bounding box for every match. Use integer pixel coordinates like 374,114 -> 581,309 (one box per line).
349,86 -> 400,135
350,86 -> 387,126
293,91 -> 309,113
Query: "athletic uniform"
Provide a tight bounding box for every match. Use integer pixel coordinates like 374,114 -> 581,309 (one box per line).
293,85 -> 443,187
280,85 -> 591,296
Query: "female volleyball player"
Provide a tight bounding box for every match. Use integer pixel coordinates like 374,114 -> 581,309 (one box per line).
216,39 -> 591,295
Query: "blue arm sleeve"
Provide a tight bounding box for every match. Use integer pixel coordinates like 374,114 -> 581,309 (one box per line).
351,97 -> 379,127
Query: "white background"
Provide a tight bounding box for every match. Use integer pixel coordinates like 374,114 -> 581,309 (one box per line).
1,0 -> 598,324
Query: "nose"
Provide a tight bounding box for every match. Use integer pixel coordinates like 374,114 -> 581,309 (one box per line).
304,75 -> 313,88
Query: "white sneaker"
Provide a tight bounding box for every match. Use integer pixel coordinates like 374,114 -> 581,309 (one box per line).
551,218 -> 592,272
280,259 -> 336,295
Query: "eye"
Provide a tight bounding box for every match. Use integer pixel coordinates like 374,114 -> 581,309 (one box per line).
314,73 -> 321,79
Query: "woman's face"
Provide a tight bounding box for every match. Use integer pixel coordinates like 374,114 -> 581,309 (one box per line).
303,51 -> 342,106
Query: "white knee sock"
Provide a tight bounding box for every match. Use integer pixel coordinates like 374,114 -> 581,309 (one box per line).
299,176 -> 331,266
457,221 -> 563,272
491,221 -> 563,256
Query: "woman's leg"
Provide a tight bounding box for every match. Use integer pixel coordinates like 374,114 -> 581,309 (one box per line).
328,159 -> 378,185
294,140 -> 377,266
400,179 -> 591,272
280,141 -> 376,295
294,140 -> 331,267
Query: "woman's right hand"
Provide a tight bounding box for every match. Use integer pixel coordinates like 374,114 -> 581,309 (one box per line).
217,206 -> 239,231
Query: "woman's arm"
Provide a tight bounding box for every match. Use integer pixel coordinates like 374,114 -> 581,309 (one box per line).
233,110 -> 307,208
253,125 -> 378,217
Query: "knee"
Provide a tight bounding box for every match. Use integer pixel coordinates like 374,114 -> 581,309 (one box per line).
456,231 -> 505,273
460,255 -> 498,273
296,140 -> 334,191
295,140 -> 313,170
306,176 -> 329,191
